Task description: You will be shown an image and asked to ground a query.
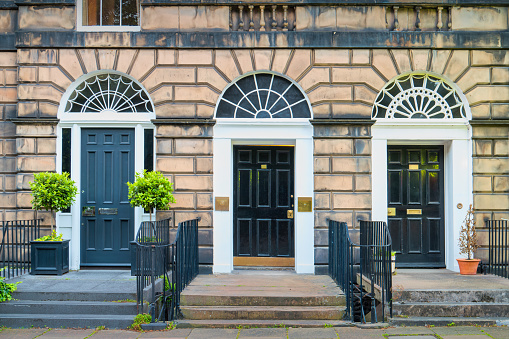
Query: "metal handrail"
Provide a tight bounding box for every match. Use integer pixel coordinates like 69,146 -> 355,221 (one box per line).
328,219 -> 392,323
134,217 -> 199,322
0,219 -> 41,279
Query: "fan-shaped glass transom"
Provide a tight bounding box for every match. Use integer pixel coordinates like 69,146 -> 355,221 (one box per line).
65,74 -> 153,113
216,73 -> 311,119
372,73 -> 466,119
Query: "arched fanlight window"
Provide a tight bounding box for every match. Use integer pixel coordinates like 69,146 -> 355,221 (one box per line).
372,73 -> 466,119
216,73 -> 311,119
64,73 -> 153,113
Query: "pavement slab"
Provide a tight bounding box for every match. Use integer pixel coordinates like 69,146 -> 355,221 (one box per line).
89,329 -> 140,338
432,326 -> 486,336
137,329 -> 193,338
385,326 -> 435,335
186,328 -> 239,339
38,328 -> 95,338
238,328 -> 287,338
335,327 -> 386,338
480,328 -> 509,339
0,328 -> 50,339
288,327 -> 338,339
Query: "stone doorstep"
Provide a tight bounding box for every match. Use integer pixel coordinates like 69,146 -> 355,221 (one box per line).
392,302 -> 509,318
389,316 -> 501,327
180,294 -> 345,307
180,305 -> 346,321
175,319 -> 353,328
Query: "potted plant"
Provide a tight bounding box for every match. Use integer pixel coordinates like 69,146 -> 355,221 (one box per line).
127,170 -> 176,275
29,172 -> 78,275
457,204 -> 480,275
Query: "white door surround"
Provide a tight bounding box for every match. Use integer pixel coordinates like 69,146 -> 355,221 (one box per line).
371,120 -> 473,272
212,119 -> 314,274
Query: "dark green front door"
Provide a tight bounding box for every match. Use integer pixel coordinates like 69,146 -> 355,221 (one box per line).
233,146 -> 295,261
387,145 -> 445,268
80,128 -> 135,266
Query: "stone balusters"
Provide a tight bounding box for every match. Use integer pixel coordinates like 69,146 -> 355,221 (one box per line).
387,5 -> 453,31
230,4 -> 295,31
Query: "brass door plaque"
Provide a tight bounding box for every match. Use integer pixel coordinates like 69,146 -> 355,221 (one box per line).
215,197 -> 229,211
82,206 -> 95,217
407,209 -> 422,215
298,197 -> 313,212
409,164 -> 419,170
99,208 -> 118,215
387,208 -> 396,216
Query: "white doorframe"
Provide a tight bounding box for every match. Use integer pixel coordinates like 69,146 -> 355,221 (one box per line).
212,119 -> 314,274
371,120 -> 473,272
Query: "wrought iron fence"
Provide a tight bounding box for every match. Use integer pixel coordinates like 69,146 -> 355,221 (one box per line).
487,219 -> 509,279
134,217 -> 199,322
0,219 -> 41,279
328,219 -> 392,323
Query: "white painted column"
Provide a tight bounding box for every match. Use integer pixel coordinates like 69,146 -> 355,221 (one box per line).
447,139 -> 472,271
70,124 -> 81,270
212,138 -> 233,273
371,138 -> 388,224
294,138 -> 314,274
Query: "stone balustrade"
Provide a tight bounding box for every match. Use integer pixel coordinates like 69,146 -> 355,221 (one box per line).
386,6 -> 452,32
230,5 -> 296,31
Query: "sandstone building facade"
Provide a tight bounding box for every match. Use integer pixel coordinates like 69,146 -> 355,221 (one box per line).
0,0 -> 508,273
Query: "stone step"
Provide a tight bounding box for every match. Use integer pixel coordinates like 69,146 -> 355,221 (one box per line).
395,290 -> 509,303
180,305 -> 345,320
0,314 -> 135,329
0,300 -> 137,315
180,294 -> 345,307
175,319 -> 353,328
389,316 -> 509,327
12,291 -> 137,302
393,302 -> 509,318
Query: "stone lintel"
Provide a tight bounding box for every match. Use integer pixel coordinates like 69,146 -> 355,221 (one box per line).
151,119 -> 216,126
310,119 -> 375,126
14,31 -> 509,49
0,0 -> 16,9
470,120 -> 509,126
15,0 -> 75,5
10,118 -> 59,125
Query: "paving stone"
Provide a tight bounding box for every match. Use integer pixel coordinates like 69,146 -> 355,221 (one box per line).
385,326 -> 435,335
335,327 -> 385,338
288,327 -> 337,339
386,337 -> 435,339
432,326 -> 485,336
187,328 -> 238,339
238,328 -> 287,338
89,330 -> 139,339
439,335 -> 488,339
38,329 -> 95,338
0,328 -> 49,339
138,329 -> 192,338
481,328 -> 509,339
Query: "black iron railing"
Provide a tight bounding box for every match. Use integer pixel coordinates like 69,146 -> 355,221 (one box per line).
329,219 -> 392,323
487,219 -> 509,279
135,217 -> 199,322
0,219 -> 41,279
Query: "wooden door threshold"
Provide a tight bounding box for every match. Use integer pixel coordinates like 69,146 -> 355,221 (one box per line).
233,257 -> 295,267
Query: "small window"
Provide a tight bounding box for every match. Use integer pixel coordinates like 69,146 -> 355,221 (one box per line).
83,0 -> 139,26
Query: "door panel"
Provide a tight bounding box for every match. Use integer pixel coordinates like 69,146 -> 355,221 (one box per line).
81,128 -> 135,266
387,145 -> 445,267
233,146 -> 295,261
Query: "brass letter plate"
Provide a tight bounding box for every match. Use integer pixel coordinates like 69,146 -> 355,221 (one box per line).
298,197 -> 313,212
407,209 -> 422,215
387,208 -> 396,216
99,208 -> 118,215
215,197 -> 229,211
409,164 -> 419,170
82,206 -> 95,217
261,164 -> 267,169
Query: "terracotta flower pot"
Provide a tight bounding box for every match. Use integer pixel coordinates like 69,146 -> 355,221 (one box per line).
457,258 -> 480,275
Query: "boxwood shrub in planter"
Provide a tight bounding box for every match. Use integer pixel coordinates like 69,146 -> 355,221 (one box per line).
29,172 -> 78,275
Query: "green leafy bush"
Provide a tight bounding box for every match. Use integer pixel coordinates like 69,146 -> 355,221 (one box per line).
130,313 -> 152,331
34,230 -> 63,242
0,268 -> 21,302
29,172 -> 78,233
127,170 -> 176,222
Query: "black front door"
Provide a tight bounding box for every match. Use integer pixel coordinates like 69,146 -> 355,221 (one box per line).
387,145 -> 445,268
81,128 -> 135,266
233,146 -> 295,263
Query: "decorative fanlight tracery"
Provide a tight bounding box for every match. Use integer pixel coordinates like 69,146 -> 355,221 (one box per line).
372,73 -> 466,120
216,73 -> 311,119
65,74 -> 153,114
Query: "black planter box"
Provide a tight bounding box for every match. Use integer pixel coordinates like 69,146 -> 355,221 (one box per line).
31,240 -> 70,275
